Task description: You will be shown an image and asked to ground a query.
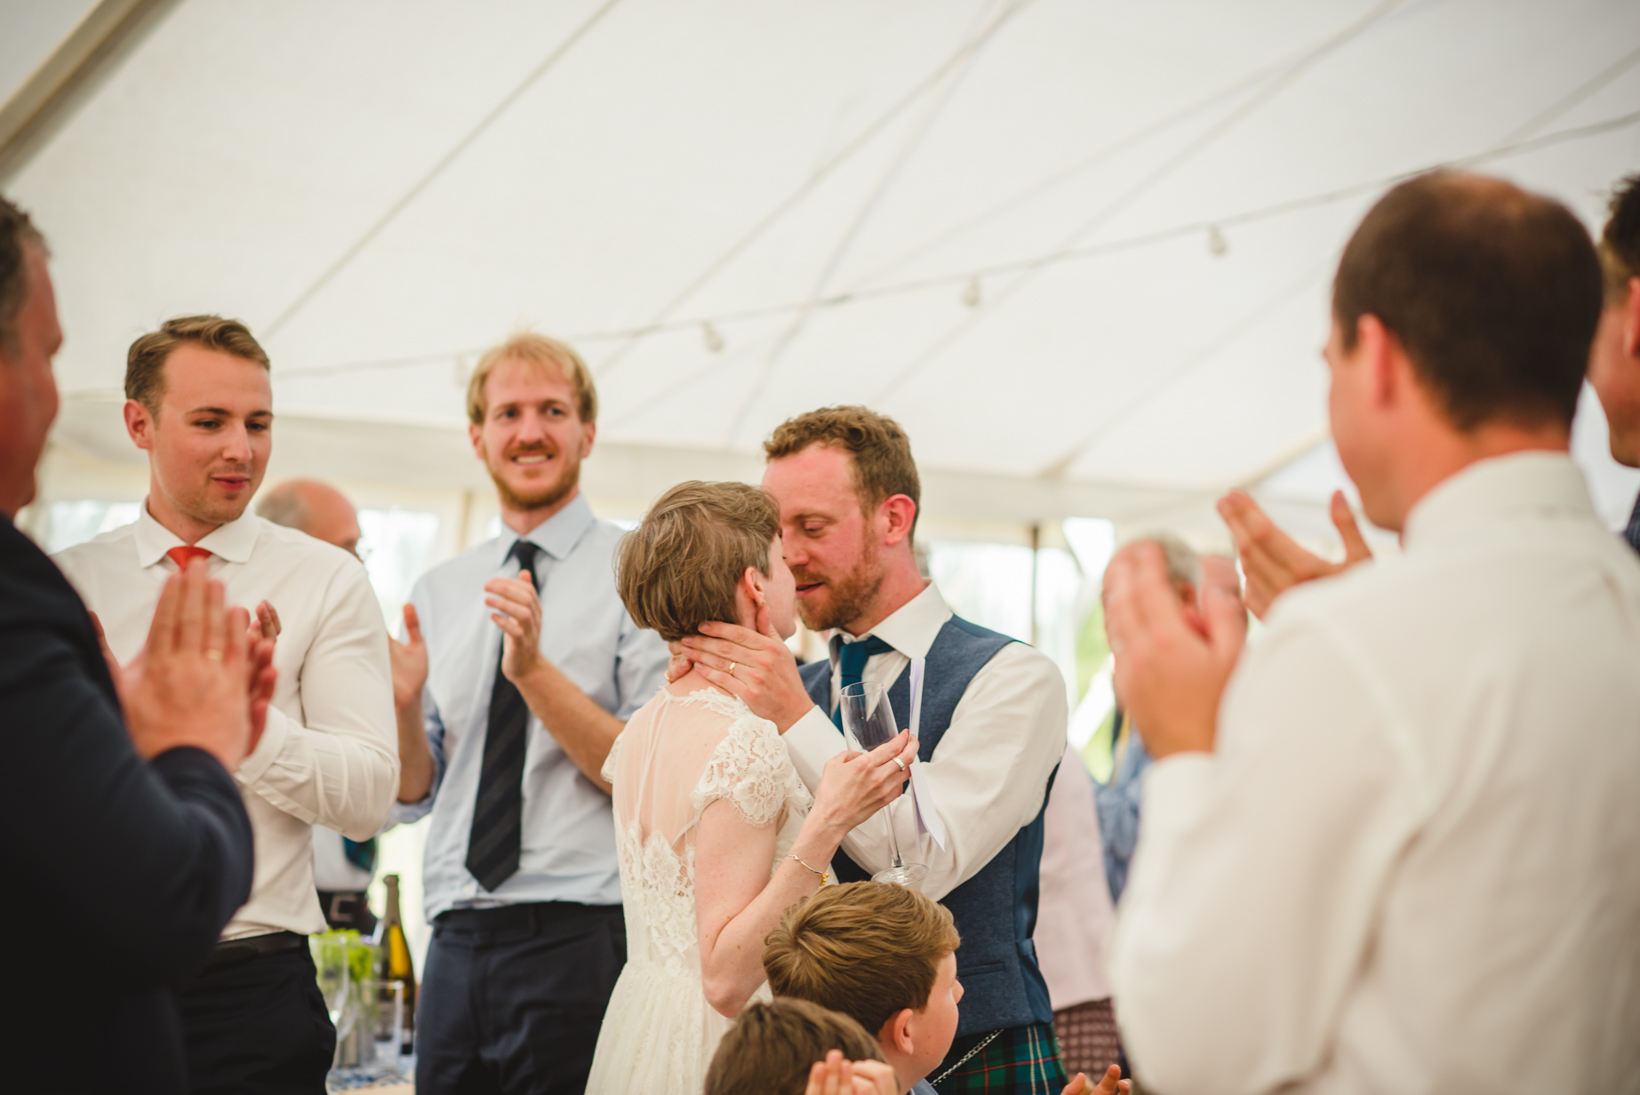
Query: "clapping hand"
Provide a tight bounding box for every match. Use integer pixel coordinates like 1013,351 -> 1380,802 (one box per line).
120,559 -> 276,770
390,603 -> 429,712
1063,1065 -> 1131,1095
676,600 -> 814,732
1105,542 -> 1245,759
485,570 -> 545,684
804,1051 -> 897,1095
1217,489 -> 1372,620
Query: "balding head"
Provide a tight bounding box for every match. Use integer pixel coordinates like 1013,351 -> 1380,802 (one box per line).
258,478 -> 362,557
1105,533 -> 1200,608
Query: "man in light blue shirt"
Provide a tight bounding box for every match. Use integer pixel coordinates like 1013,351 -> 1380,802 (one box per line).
392,333 -> 668,1095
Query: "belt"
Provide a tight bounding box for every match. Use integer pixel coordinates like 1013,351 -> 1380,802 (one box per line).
204,930 -> 308,972
435,901 -> 619,936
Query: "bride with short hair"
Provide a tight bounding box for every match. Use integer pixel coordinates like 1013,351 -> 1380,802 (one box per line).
586,480 -> 917,1094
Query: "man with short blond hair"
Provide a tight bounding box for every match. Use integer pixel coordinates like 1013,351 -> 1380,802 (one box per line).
55,314 -> 398,1095
392,330 -> 668,1095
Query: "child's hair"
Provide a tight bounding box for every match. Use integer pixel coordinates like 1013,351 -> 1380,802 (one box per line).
762,882 -> 961,1036
704,997 -> 885,1095
616,480 -> 780,641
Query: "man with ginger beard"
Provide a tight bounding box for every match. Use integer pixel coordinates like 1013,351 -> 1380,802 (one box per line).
390,333 -> 668,1095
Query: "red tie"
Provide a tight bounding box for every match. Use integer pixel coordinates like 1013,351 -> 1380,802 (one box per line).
167,546 -> 213,571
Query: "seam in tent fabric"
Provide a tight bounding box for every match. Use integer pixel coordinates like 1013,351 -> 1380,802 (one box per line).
721,0 -> 1009,445
864,0 -> 1412,408
261,0 -> 627,342
251,107 -> 1640,392
592,0 -> 1040,380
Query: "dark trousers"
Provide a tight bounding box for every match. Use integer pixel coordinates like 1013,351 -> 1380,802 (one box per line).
175,944 -> 336,1095
418,902 -> 626,1095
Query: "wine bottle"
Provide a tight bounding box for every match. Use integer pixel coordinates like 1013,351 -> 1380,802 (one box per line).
375,873 -> 417,1057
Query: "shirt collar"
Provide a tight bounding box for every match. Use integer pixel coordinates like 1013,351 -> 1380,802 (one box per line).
835,580 -> 951,660
133,498 -> 261,567
497,492 -> 595,564
1401,451 -> 1596,552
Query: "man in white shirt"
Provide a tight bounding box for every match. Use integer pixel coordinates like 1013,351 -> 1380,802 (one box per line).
1102,171 -> 1640,1093
55,316 -> 398,1095
673,406 -> 1068,1093
1590,172 -> 1640,552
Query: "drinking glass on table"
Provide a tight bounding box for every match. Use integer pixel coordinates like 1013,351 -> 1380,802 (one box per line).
839,681 -> 928,888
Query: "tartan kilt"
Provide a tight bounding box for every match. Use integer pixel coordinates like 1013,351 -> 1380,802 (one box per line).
928,1021 -> 1069,1095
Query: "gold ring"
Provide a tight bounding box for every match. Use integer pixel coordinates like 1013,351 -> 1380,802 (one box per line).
204,649 -> 223,662
728,662 -> 737,678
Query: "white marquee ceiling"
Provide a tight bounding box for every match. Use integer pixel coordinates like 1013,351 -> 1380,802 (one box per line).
6,0 -> 1639,542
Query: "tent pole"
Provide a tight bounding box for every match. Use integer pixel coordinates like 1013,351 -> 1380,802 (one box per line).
1028,522 -> 1041,648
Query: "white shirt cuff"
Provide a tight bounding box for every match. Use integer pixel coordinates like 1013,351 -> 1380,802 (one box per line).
784,704 -> 844,790
1139,751 -> 1217,841
234,703 -> 289,788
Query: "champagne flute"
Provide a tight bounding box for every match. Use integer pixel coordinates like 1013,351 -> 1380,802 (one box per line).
839,681 -> 928,888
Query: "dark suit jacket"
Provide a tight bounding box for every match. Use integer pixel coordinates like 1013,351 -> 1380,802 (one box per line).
0,515 -> 254,1094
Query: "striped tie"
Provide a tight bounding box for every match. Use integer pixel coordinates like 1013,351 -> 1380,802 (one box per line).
466,540 -> 541,892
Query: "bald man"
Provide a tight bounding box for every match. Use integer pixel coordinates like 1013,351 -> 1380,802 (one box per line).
258,479 -> 380,931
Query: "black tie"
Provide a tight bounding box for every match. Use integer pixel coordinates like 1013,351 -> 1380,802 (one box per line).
466,540 -> 541,892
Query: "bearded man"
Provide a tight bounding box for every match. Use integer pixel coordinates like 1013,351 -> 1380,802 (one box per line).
669,406 -> 1069,1094
391,333 -> 669,1095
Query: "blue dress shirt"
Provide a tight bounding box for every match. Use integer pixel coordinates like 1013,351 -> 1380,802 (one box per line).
1093,706 -> 1150,905
392,494 -> 669,918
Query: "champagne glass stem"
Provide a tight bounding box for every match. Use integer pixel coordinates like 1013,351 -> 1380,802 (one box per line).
882,799 -> 905,869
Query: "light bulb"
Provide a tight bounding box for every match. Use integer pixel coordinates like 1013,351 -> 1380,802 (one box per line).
703,322 -> 725,353
1208,225 -> 1228,257
962,277 -> 982,308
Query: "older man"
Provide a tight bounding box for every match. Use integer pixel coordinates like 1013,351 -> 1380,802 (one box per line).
55,318 -> 399,1094
1104,172 -> 1640,1093
257,478 -> 393,933
0,196 -> 264,1093
674,406 -> 1068,1094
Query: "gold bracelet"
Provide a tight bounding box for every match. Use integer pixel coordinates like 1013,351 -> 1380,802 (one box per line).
786,854 -> 830,885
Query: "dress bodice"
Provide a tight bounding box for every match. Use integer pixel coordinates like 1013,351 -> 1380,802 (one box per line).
600,687 -> 814,979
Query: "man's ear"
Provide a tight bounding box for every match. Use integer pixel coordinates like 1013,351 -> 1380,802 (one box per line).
880,494 -> 917,548
876,1008 -> 916,1055
580,419 -> 597,459
1355,314 -> 1405,411
468,421 -> 484,460
123,399 -> 154,451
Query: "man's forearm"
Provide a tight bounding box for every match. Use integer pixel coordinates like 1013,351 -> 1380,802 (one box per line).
516,659 -> 623,793
397,701 -> 435,804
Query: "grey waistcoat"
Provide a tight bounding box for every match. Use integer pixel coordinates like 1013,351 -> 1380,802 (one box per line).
799,615 -> 1058,1036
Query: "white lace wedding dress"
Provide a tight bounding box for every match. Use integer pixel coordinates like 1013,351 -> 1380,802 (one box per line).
585,686 -> 817,1094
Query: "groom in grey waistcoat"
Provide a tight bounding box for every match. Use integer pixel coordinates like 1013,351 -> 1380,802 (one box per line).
675,406 -> 1070,1094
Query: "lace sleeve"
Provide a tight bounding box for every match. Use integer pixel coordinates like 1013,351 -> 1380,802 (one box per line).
690,710 -> 811,829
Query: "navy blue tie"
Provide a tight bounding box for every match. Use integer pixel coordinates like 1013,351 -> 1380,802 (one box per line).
466,540 -> 542,892
1625,491 -> 1640,555
831,635 -> 895,729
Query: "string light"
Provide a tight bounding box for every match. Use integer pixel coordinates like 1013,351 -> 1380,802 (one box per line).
1208,224 -> 1228,256
265,108 -> 1640,385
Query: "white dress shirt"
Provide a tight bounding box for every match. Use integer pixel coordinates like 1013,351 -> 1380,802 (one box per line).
1109,453 -> 1640,1094
783,582 -> 1067,902
1035,744 -> 1116,1010
390,494 -> 671,919
55,504 -> 399,939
